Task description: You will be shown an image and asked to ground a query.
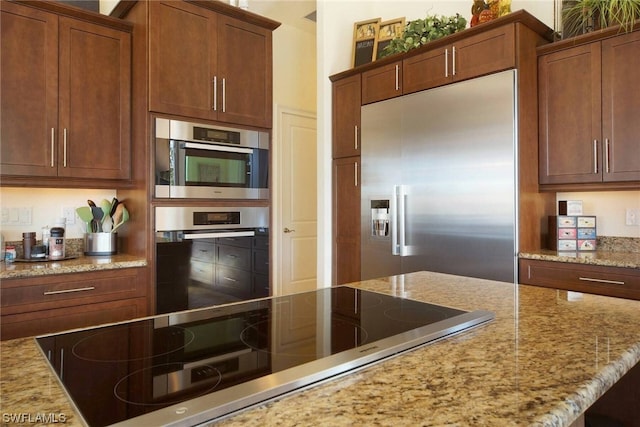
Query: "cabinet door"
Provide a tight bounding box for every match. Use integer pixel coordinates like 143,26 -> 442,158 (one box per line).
403,47 -> 449,95
332,75 -> 361,158
0,2 -> 58,177
452,25 -> 515,83
361,61 -> 402,104
58,17 -> 131,180
333,157 -> 361,285
149,1 -> 217,120
217,15 -> 272,128
601,31 -> 640,182
538,43 -> 602,184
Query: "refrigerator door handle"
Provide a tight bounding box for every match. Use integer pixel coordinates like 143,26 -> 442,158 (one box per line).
392,185 -> 407,256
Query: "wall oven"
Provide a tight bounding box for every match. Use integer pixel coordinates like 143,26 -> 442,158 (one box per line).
155,206 -> 269,315
155,118 -> 269,199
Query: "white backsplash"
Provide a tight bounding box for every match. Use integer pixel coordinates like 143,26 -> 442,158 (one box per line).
0,188 -> 117,241
556,190 -> 640,238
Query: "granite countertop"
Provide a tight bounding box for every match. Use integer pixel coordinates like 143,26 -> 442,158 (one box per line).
0,254 -> 147,280
2,271 -> 640,426
520,236 -> 640,269
519,250 -> 640,269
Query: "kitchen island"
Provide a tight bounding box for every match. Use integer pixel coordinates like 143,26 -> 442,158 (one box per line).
2,271 -> 640,426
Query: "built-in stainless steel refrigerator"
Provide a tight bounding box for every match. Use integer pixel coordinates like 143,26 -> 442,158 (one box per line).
361,70 -> 517,283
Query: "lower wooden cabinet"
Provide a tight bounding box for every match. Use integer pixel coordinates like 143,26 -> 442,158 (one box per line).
0,268 -> 148,340
333,157 -> 361,285
519,258 -> 640,300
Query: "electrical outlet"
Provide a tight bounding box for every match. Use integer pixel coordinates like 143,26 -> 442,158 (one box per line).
626,208 -> 640,226
18,207 -> 32,225
62,206 -> 76,225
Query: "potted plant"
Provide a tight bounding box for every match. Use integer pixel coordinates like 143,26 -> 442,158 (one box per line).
379,13 -> 467,58
562,0 -> 640,38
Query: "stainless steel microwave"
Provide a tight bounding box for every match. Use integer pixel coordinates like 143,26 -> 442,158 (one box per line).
154,118 -> 269,199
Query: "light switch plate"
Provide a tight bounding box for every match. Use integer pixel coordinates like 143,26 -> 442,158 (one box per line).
626,208 -> 640,226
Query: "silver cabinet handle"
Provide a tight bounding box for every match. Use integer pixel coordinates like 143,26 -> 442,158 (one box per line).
593,139 -> 598,173
452,46 -> 457,76
604,138 -> 610,173
63,128 -> 68,167
44,286 -> 95,295
444,48 -> 449,77
50,128 -> 55,167
354,161 -> 358,187
579,277 -> 625,286
284,227 -> 295,233
213,76 -> 218,111
392,185 -> 407,256
395,64 -> 399,91
354,125 -> 358,150
183,231 -> 255,240
222,77 -> 226,113
223,277 -> 238,282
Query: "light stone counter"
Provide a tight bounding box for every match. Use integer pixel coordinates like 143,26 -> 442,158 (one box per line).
0,254 -> 147,280
2,271 -> 640,426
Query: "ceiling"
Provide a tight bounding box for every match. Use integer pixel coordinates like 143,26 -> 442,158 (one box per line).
247,0 -> 316,34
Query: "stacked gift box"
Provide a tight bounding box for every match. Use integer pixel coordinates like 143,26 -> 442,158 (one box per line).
548,200 -> 597,252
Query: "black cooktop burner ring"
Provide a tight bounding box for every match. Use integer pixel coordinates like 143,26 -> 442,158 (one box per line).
71,324 -> 195,362
113,362 -> 223,406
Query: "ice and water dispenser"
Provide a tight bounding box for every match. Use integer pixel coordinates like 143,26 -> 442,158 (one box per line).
370,200 -> 390,237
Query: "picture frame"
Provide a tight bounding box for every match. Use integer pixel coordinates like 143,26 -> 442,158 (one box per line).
375,18 -> 405,60
352,18 -> 380,67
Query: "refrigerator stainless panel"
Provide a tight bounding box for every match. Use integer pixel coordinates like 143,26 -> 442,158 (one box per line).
361,70 -> 517,283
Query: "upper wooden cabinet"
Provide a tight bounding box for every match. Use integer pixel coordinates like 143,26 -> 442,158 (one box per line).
361,61 -> 402,105
332,74 -> 361,158
148,0 -> 273,128
538,29 -> 640,187
403,25 -> 515,95
0,1 -> 132,184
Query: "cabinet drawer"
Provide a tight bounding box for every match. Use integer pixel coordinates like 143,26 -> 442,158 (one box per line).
191,241 -> 216,262
217,236 -> 252,248
1,297 -> 147,341
1,268 -> 146,315
519,259 -> 640,300
216,266 -> 251,299
217,245 -> 251,269
190,259 -> 214,284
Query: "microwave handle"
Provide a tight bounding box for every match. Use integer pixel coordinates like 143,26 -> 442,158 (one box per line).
182,141 -> 253,155
183,231 -> 255,240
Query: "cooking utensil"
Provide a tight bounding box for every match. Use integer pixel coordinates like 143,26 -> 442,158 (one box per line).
99,199 -> 112,224
76,207 -> 94,233
91,206 -> 104,232
87,200 -> 96,208
111,204 -> 124,229
111,205 -> 129,233
102,214 -> 113,233
109,198 -> 119,217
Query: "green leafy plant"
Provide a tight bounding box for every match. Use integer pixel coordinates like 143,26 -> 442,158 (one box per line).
562,0 -> 640,38
380,13 -> 467,58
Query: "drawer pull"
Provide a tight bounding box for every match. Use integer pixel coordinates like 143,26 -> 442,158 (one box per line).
579,277 -> 625,286
223,277 -> 238,282
44,286 -> 96,295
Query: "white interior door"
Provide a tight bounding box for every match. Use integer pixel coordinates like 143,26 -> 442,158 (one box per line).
276,108 -> 317,296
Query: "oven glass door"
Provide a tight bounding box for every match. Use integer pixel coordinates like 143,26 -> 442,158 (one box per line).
177,142 -> 253,187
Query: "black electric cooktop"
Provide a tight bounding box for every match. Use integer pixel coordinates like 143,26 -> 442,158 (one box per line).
36,286 -> 493,427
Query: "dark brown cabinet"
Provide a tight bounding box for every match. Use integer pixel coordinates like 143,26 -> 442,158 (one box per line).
361,61 -> 402,105
0,1 -> 131,182
332,74 -> 361,158
403,25 -> 515,95
538,30 -> 640,186
0,268 -> 148,340
333,157 -> 361,285
148,0 -> 272,128
519,258 -> 640,300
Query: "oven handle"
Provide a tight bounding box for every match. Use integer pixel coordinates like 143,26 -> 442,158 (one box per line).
182,141 -> 253,155
183,231 -> 256,240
